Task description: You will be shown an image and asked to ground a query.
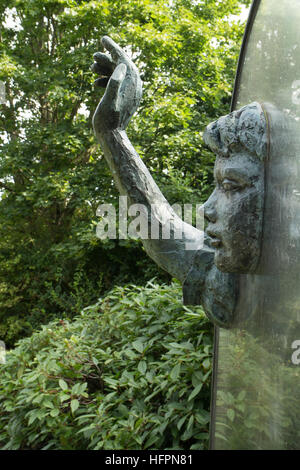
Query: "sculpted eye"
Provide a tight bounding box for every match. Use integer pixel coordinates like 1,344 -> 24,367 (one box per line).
221,179 -> 242,192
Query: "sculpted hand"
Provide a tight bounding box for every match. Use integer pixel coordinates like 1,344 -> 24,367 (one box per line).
92,36 -> 143,134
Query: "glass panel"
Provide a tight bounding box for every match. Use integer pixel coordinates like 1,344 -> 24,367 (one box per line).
212,0 -> 300,450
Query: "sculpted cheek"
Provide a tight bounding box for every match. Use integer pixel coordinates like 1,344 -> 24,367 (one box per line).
227,191 -> 262,235
213,188 -> 264,274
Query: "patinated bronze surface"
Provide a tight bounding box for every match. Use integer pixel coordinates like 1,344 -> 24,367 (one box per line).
91,36 -> 267,328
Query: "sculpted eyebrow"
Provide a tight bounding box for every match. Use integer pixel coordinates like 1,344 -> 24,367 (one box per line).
222,167 -> 251,183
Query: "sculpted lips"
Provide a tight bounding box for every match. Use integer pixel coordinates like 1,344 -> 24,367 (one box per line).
206,228 -> 222,248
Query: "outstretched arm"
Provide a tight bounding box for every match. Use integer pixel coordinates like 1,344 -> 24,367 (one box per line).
92,37 -> 203,281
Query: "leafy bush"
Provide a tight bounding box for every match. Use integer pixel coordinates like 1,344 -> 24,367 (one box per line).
0,282 -> 213,450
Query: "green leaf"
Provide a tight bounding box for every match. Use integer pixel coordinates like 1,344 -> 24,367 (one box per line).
71,399 -> 80,414
170,363 -> 181,380
187,414 -> 194,431
227,409 -> 235,422
195,410 -> 210,425
50,409 -> 59,418
138,360 -> 147,374
144,433 -> 159,449
43,400 -> 54,409
132,340 -> 144,354
59,379 -> 68,391
59,393 -> 70,403
177,416 -> 186,430
27,373 -> 39,383
188,383 -> 203,401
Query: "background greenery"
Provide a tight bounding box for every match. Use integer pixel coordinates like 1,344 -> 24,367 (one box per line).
0,0 -> 249,346
0,282 -> 213,450
0,0 -> 251,452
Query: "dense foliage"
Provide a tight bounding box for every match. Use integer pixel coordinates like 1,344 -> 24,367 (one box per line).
0,282 -> 213,450
0,0 -> 250,345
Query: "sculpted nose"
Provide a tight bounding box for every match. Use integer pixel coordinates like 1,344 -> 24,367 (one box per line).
204,191 -> 217,223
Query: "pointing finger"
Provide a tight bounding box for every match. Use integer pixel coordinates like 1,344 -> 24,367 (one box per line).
101,36 -> 125,63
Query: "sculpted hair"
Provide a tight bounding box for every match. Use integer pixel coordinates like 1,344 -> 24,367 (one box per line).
203,102 -> 268,160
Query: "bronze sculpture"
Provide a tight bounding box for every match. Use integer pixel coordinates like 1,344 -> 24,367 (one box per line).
91,36 -> 269,329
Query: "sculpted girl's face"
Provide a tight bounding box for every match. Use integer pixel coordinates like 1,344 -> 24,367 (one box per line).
203,150 -> 265,274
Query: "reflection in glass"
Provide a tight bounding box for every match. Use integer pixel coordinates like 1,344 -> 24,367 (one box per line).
212,0 -> 300,449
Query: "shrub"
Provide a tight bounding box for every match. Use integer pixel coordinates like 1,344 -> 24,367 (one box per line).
0,281 -> 213,450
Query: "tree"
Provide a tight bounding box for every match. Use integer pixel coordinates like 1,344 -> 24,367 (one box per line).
0,0 -> 250,345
